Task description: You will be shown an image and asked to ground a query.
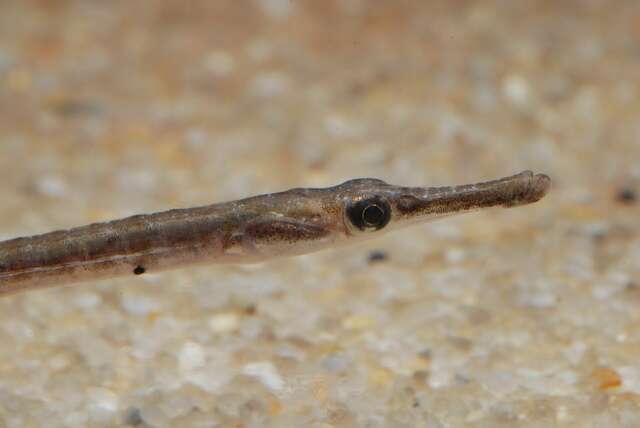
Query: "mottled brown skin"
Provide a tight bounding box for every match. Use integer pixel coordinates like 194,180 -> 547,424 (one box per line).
0,171 -> 550,295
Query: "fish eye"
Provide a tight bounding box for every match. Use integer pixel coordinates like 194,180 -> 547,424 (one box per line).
347,196 -> 391,231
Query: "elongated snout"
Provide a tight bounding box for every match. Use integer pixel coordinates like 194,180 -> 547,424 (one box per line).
388,171 -> 551,224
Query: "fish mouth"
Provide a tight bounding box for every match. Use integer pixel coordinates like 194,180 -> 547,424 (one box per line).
500,171 -> 551,206
392,171 -> 551,219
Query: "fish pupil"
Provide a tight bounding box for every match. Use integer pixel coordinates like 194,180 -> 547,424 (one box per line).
362,205 -> 384,226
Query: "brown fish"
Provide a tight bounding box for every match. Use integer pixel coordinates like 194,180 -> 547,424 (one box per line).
0,171 -> 550,295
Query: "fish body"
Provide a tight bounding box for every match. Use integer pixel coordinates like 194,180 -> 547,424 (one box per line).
0,171 -> 550,295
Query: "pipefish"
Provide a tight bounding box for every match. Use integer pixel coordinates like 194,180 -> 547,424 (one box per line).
0,171 -> 550,295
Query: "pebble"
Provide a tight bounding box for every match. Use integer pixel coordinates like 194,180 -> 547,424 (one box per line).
209,312 -> 240,334
121,294 -> 161,316
257,0 -> 294,19
616,186 -> 636,204
179,342 -> 206,372
35,176 -> 68,198
556,405 -> 570,421
618,367 -> 640,393
123,407 -> 143,426
592,272 -> 630,300
251,72 -> 290,98
73,292 -> 103,310
242,362 -> 284,392
367,250 -> 388,264
49,352 -> 73,371
445,247 -> 466,264
322,353 -> 351,373
341,314 -> 375,330
88,388 -> 119,414
563,341 -> 587,365
518,291 -> 557,308
323,114 -> 364,138
591,367 -> 622,390
502,74 -> 531,106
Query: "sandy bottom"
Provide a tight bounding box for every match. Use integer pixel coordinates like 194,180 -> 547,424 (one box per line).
0,1 -> 639,426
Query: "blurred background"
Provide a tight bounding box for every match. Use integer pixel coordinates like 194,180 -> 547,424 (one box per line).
0,1 -> 639,426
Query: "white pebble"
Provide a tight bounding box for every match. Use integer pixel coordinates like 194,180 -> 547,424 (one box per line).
88,387 -> 119,414
121,294 -> 160,316
619,366 -> 640,393
323,114 -> 364,138
251,72 -> 290,97
563,341 -> 586,365
209,312 -> 240,334
116,169 -> 157,193
35,175 -> 68,198
556,370 -> 578,385
445,247 -> 466,264
428,369 -> 452,389
429,222 -> 462,239
322,353 -> 351,372
556,405 -> 569,421
503,74 -> 531,106
179,342 -> 206,372
73,291 -> 102,309
242,361 -> 284,392
519,291 -> 557,308
256,0 -> 294,19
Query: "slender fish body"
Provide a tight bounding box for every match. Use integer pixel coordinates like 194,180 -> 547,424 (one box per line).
0,171 -> 550,295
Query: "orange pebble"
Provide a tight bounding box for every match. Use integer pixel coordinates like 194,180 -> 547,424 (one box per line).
591,367 -> 622,389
